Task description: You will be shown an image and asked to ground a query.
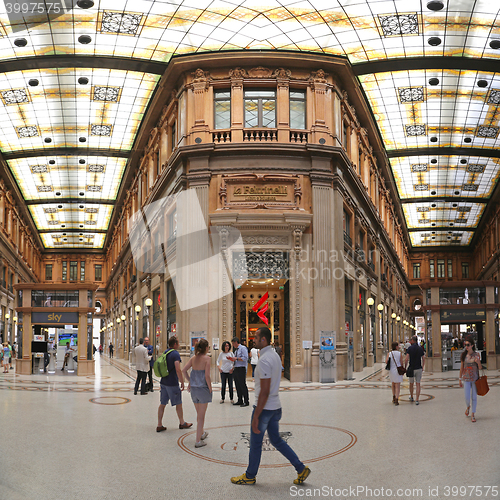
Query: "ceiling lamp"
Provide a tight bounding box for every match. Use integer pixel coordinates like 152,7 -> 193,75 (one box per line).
490,40 -> 500,49
427,1 -> 444,10
14,38 -> 27,47
428,37 -> 442,46
428,78 -> 440,86
77,0 -> 94,8
78,35 -> 92,44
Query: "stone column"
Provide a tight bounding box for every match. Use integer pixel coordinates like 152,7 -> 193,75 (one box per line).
485,286 -> 497,369
309,69 -> 331,145
311,174 -> 338,379
230,68 -> 245,142
275,69 -> 290,143
190,68 -> 211,144
289,225 -> 305,382
428,286 -> 442,372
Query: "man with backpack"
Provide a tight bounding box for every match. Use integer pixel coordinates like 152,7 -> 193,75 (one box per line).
156,336 -> 192,432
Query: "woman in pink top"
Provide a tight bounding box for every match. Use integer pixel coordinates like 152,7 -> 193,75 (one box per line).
459,336 -> 482,423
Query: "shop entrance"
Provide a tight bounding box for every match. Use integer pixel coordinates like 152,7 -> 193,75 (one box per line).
441,322 -> 485,370
234,278 -> 289,378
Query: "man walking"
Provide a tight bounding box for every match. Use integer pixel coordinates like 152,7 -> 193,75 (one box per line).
229,337 -> 249,407
231,327 -> 310,486
134,338 -> 151,395
404,335 -> 425,405
156,336 -> 192,432
144,337 -> 154,392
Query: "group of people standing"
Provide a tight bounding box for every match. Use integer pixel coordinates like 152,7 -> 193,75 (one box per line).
146,330 -> 310,485
386,335 -> 425,406
386,334 -> 483,421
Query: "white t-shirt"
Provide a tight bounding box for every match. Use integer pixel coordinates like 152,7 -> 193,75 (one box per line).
217,352 -> 234,373
254,345 -> 281,410
250,348 -> 259,365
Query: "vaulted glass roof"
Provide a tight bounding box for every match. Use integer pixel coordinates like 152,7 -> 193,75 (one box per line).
0,0 -> 499,249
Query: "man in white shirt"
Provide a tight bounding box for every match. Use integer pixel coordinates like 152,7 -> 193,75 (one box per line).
231,327 -> 311,486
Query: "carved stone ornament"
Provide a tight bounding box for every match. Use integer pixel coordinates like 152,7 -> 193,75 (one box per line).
229,67 -> 248,79
192,68 -> 209,81
310,69 -> 328,83
242,235 -> 288,246
272,67 -> 292,79
248,66 -> 272,78
218,173 -> 304,211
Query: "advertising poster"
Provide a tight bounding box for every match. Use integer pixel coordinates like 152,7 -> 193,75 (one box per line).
190,331 -> 207,354
212,337 -> 220,351
320,332 -> 335,350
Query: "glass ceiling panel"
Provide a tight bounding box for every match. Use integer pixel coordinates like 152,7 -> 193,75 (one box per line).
0,68 -> 159,153
359,70 -> 500,152
402,203 -> 485,230
0,1 -> 498,65
29,204 -> 113,232
0,1 -> 500,250
7,156 -> 127,201
391,156 -> 500,200
410,231 -> 474,247
41,232 -> 106,249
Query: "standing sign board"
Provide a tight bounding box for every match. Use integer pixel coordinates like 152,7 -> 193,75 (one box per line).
319,331 -> 336,383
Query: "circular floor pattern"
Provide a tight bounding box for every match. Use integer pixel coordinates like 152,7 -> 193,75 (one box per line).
398,393 -> 435,403
89,396 -> 131,405
178,423 -> 357,467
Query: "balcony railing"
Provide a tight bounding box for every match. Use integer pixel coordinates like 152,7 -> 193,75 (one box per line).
213,130 -> 231,143
243,129 -> 277,142
290,131 -> 308,143
344,232 -> 352,246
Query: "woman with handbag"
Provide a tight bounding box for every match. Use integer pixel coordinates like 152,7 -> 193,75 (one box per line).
458,336 -> 482,423
386,341 -> 404,405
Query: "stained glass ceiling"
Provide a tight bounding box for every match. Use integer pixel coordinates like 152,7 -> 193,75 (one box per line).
1,0 -> 500,249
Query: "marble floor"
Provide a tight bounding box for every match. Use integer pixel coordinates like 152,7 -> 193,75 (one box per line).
0,354 -> 499,500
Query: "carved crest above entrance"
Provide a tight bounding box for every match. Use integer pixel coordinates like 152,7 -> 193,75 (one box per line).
218,173 -> 303,210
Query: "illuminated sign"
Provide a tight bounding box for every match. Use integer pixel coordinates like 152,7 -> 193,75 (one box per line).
32,312 -> 79,324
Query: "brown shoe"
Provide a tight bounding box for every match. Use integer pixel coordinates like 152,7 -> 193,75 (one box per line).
179,422 -> 193,429
395,399 -> 399,406
156,426 -> 167,432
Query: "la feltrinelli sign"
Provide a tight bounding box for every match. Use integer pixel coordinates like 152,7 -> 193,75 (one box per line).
219,173 -> 303,210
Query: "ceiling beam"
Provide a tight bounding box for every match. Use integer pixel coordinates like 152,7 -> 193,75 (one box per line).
25,198 -> 116,206
0,55 -> 167,75
400,197 -> 486,204
38,229 -> 108,234
386,147 -> 500,159
353,56 -> 500,76
3,147 -> 130,161
407,227 -> 476,232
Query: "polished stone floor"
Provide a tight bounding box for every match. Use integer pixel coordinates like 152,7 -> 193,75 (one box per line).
0,354 -> 498,500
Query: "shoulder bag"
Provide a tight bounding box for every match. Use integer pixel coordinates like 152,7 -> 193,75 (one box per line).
391,352 -> 406,376
475,369 -> 489,396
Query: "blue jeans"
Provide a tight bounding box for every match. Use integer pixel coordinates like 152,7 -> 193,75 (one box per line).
464,381 -> 477,413
246,407 -> 304,479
